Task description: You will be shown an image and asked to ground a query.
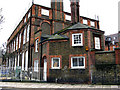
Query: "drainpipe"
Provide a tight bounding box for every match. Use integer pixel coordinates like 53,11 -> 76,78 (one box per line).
40,42 -> 43,68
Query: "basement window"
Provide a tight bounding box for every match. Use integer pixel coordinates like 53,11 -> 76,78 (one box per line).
71,56 -> 85,69
72,33 -> 83,46
51,58 -> 60,69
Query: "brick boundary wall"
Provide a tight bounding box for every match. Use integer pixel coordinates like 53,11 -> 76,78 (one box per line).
115,48 -> 120,64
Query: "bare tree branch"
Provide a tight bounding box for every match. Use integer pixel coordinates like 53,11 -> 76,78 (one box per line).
0,8 -> 5,32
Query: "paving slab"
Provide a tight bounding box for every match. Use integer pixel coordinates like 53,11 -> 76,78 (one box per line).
79,88 -> 86,90
0,82 -> 120,90
111,88 -> 118,90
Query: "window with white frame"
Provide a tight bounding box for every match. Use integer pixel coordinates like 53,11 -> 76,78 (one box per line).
14,57 -> 17,70
41,9 -> 49,16
66,15 -> 71,21
51,58 -> 60,69
16,36 -> 18,50
19,33 -> 21,48
72,33 -> 83,46
23,28 -> 26,44
22,52 -> 24,70
28,12 -> 30,19
12,57 -> 14,68
34,60 -> 39,72
11,43 -> 13,52
112,41 -> 115,45
91,21 -> 95,27
94,37 -> 100,49
113,37 -> 116,40
12,41 -> 14,52
24,17 -> 26,23
113,46 -> 115,51
17,54 -> 19,66
27,25 -> 30,42
83,19 -> 87,25
71,56 -> 85,69
35,39 -> 39,52
25,51 -> 28,71
14,40 -> 15,51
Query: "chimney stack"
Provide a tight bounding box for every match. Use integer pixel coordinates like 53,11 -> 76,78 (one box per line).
51,0 -> 63,11
70,0 -> 80,24
51,0 -> 64,20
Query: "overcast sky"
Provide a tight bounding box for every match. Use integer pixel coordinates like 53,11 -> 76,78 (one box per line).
0,0 -> 120,47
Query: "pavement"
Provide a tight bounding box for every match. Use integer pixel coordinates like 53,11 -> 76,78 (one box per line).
0,82 -> 120,90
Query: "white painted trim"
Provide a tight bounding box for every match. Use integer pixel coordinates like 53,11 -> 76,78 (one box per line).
35,39 -> 39,52
51,57 -> 60,69
22,53 -> 24,70
94,37 -> 100,49
25,51 -> 28,71
72,33 -> 83,46
34,60 -> 39,72
71,56 -> 85,69
41,9 -> 49,16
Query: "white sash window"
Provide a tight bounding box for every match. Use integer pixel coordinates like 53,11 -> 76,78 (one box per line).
95,37 -> 100,49
72,33 -> 83,46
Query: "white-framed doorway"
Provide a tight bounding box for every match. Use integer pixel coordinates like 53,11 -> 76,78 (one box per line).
43,58 -> 47,81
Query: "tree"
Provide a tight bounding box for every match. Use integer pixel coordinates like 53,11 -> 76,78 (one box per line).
0,8 -> 5,31
1,42 -> 7,65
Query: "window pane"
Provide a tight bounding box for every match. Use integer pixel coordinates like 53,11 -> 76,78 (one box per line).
27,25 -> 29,42
53,59 -> 59,67
95,37 -> 100,49
35,39 -> 39,52
73,58 -> 77,66
34,60 -> 38,72
78,58 -> 84,66
73,34 -> 81,45
22,53 -> 24,70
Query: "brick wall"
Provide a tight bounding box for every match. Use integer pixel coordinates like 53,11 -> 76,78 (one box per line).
48,41 -> 89,83
95,51 -> 115,64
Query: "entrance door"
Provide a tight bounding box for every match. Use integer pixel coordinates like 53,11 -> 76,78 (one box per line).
43,59 -> 47,81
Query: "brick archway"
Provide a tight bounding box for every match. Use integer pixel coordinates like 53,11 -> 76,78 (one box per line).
40,20 -> 52,35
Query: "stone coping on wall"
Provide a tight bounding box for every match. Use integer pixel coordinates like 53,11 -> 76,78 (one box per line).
95,51 -> 115,54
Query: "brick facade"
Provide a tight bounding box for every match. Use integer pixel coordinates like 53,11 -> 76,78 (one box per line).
5,0 -> 120,84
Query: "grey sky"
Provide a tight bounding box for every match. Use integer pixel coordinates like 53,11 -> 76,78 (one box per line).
0,0 -> 119,47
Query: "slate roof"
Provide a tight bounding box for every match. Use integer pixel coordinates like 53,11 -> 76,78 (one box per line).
55,22 -> 102,34
39,34 -> 68,44
67,22 -> 91,30
106,33 -> 119,43
48,34 -> 68,40
41,34 -> 52,38
40,22 -> 103,44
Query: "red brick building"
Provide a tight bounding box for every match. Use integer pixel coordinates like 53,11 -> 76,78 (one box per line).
6,0 -> 120,84
105,33 -> 119,51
